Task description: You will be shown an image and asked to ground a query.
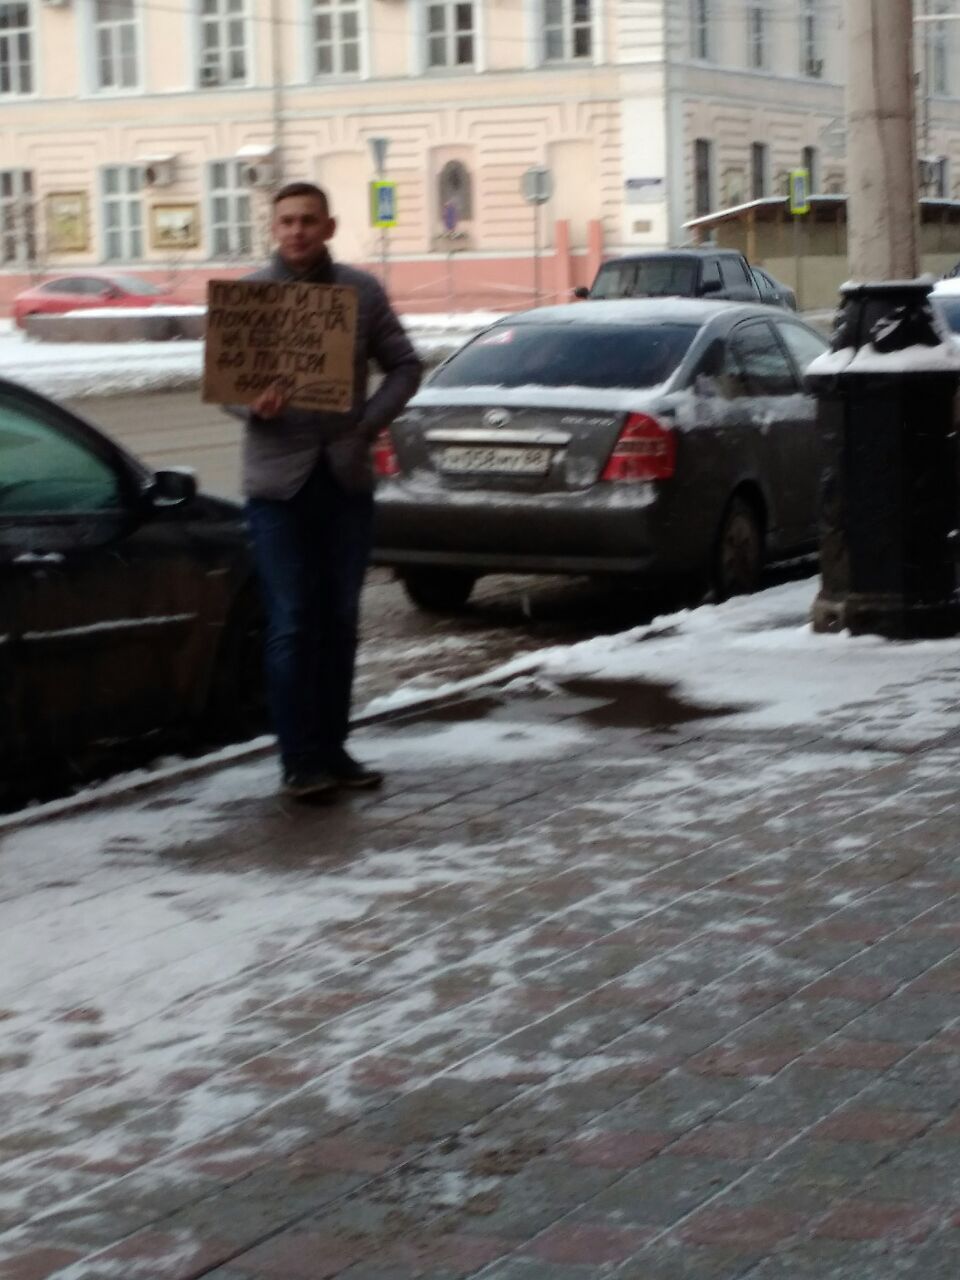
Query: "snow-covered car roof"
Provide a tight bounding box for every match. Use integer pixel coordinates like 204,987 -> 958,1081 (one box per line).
500,298 -> 764,327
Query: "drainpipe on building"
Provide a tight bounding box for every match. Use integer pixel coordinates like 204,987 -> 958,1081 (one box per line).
663,6 -> 684,248
270,0 -> 285,181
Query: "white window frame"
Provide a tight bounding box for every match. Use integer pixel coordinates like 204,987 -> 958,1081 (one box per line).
197,0 -> 250,88
90,0 -> 141,93
425,0 -> 474,70
929,3 -> 950,97
690,0 -> 710,62
311,0 -> 362,78
543,0 -> 592,64
746,3 -> 766,71
0,168 -> 35,265
208,159 -> 255,259
101,165 -> 143,263
0,1 -> 33,97
799,0 -> 822,78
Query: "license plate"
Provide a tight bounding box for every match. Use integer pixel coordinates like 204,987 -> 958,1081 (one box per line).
437,445 -> 552,475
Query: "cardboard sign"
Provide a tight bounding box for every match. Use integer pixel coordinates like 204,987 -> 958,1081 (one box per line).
203,279 -> 358,413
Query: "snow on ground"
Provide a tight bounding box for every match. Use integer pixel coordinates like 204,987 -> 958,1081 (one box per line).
0,310 -> 501,399
365,578 -> 960,751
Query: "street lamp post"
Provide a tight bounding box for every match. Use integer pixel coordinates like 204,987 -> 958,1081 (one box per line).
845,0 -> 919,280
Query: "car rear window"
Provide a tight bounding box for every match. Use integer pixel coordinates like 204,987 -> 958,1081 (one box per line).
430,323 -> 699,390
590,258 -> 698,299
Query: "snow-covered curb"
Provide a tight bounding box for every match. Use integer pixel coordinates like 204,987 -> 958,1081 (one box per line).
0,311 -> 504,400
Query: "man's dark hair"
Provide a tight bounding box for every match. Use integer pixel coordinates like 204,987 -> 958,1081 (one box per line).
273,182 -> 330,214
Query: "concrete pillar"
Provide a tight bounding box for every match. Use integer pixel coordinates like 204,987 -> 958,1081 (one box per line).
845,0 -> 919,280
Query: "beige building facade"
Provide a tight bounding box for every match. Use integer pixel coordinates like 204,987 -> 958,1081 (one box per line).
2,1 -> 960,313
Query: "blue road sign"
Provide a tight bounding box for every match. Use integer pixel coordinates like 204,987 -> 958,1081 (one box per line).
370,181 -> 397,228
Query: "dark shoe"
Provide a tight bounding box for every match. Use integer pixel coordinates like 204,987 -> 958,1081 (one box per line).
328,749 -> 384,790
281,767 -> 339,801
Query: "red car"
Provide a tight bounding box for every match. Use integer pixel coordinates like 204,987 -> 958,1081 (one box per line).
13,272 -> 189,328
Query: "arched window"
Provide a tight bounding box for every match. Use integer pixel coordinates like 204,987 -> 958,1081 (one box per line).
438,160 -> 473,222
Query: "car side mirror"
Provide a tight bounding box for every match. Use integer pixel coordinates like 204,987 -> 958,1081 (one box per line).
573,286 -> 590,300
699,277 -> 723,296
148,467 -> 197,508
695,373 -> 719,397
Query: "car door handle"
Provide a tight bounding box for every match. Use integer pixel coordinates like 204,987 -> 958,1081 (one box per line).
13,552 -> 64,565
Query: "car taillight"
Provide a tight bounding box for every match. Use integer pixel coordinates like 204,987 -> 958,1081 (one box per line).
600,412 -> 675,482
372,428 -> 400,477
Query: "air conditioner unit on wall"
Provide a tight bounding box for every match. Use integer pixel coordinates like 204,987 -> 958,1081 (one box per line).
141,155 -> 177,187
243,160 -> 277,188
236,146 -> 278,188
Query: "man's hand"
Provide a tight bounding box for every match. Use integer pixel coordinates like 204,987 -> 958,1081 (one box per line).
251,384 -> 287,419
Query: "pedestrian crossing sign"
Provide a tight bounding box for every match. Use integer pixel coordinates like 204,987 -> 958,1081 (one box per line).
370,180 -> 397,228
789,168 -> 810,216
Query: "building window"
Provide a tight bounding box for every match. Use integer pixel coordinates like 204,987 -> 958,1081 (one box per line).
427,1 -> 474,69
930,3 -> 949,96
93,0 -> 138,90
800,0 -> 822,77
0,3 -> 32,96
0,168 -> 35,264
694,138 -> 713,217
746,3 -> 766,70
801,144 -> 819,193
544,0 -> 592,62
438,160 -> 473,222
750,142 -> 768,199
199,0 -> 248,87
313,0 -> 360,76
210,160 -> 253,257
102,165 -> 143,261
690,0 -> 710,60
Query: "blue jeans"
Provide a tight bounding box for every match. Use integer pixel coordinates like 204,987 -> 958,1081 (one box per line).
246,459 -> 375,774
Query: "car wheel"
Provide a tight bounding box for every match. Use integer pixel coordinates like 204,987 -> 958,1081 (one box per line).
400,567 -> 477,613
205,586 -> 267,741
712,496 -> 763,600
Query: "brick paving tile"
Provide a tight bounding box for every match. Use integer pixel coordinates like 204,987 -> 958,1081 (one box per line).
566,1129 -> 673,1168
666,1123 -> 789,1160
804,1040 -> 910,1071
230,1230 -> 367,1279
812,1201 -> 941,1243
524,1222 -> 654,1265
677,1205 -> 807,1249
0,1250 -> 83,1280
813,1108 -> 936,1143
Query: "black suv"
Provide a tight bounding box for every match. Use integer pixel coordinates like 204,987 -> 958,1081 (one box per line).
578,249 -> 766,305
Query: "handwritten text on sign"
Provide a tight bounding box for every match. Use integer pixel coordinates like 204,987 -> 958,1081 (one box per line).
203,279 -> 358,413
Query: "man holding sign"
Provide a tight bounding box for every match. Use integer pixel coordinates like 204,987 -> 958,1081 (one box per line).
216,182 -> 421,799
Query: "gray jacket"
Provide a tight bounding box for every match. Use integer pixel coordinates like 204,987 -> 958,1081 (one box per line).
238,253 -> 422,499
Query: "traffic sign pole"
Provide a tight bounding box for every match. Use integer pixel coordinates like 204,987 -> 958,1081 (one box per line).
521,166 -> 554,309
789,169 -> 810,311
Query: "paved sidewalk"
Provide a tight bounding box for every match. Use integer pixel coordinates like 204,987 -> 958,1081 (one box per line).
3,595 -> 960,1279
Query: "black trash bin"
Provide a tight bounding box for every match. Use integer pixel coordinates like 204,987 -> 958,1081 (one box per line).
805,279 -> 960,639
